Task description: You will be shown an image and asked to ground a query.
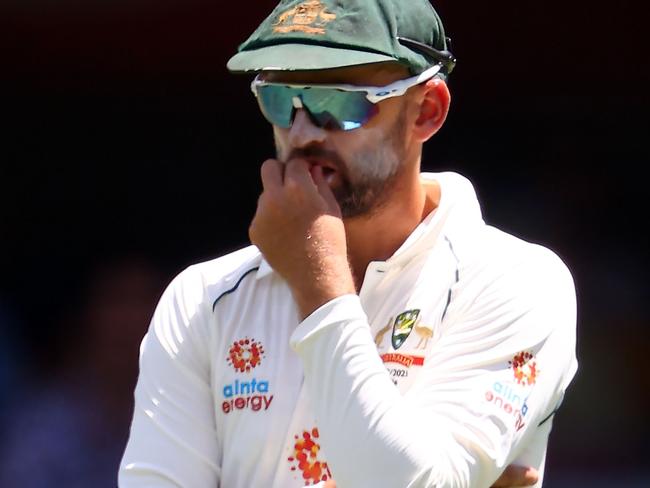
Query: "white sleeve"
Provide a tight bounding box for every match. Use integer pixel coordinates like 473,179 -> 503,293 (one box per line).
289,252 -> 577,488
119,266 -> 221,487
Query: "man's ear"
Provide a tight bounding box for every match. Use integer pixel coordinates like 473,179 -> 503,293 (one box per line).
412,78 -> 451,142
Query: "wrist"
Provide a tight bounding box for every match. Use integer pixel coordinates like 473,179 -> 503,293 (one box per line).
292,256 -> 356,320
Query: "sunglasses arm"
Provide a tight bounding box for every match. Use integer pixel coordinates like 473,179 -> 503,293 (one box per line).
364,64 -> 442,103
249,63 -> 442,104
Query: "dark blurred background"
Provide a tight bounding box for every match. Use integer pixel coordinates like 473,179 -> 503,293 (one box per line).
1,0 -> 648,486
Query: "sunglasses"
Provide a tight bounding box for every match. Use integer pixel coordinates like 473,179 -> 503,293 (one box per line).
250,64 -> 442,131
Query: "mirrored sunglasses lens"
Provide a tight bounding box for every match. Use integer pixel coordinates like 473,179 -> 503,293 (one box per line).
257,85 -> 295,128
256,85 -> 378,130
302,89 -> 377,131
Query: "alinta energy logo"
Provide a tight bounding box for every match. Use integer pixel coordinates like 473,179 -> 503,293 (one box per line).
485,381 -> 530,432
287,427 -> 331,485
227,337 -> 265,373
483,351 -> 539,432
509,351 -> 539,386
222,337 -> 273,415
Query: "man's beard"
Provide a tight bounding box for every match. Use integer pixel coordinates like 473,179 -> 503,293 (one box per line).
275,108 -> 408,219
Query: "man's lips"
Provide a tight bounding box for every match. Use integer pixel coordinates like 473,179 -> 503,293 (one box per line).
306,158 -> 338,173
307,159 -> 338,183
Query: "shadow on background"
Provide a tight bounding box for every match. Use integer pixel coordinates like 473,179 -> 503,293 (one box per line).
1,0 -> 648,486
1,258 -> 164,486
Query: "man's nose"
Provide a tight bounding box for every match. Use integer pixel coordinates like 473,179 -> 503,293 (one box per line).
288,108 -> 327,148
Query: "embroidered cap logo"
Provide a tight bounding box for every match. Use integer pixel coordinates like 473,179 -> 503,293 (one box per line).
273,0 -> 337,35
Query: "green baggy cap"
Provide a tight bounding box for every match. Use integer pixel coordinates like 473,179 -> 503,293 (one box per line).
227,0 -> 455,76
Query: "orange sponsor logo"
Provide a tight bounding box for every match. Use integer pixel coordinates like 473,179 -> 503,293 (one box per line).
509,351 -> 539,386
227,338 -> 265,373
287,427 -> 332,485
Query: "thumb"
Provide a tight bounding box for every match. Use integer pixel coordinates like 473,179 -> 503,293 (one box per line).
311,166 -> 341,216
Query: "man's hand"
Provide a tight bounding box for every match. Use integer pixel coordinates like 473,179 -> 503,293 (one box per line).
252,160 -> 540,488
249,158 -> 356,319
321,465 -> 538,487
491,465 -> 539,487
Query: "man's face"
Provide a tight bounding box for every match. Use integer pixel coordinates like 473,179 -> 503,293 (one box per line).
266,63 -> 416,218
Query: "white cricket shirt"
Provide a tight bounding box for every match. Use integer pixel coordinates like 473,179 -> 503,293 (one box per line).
119,172 -> 578,488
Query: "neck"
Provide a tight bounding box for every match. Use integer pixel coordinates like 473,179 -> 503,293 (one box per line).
344,168 -> 439,290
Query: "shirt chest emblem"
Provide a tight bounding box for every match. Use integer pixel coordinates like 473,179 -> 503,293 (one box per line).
390,309 -> 420,349
373,309 -> 435,390
374,309 -> 433,351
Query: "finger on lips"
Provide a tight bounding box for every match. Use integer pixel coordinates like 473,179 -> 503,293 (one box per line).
260,159 -> 283,190
258,157 -> 339,214
312,167 -> 339,211
284,157 -> 310,177
310,164 -> 324,182
284,158 -> 321,193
